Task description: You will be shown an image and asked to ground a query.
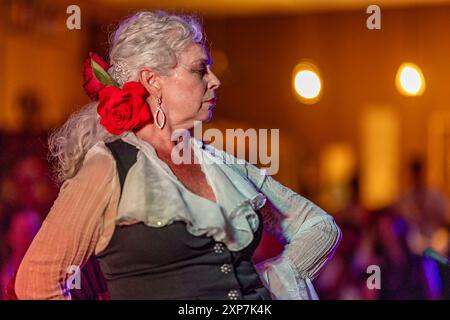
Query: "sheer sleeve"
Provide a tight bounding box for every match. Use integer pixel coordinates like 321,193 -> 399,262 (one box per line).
14,143 -> 119,300
229,159 -> 342,300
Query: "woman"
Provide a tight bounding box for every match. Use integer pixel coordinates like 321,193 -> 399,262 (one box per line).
14,10 -> 341,300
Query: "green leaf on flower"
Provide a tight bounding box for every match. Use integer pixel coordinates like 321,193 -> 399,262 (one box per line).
91,59 -> 119,87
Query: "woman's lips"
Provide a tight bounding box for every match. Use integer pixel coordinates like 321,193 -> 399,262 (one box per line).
205,97 -> 216,104
206,98 -> 216,110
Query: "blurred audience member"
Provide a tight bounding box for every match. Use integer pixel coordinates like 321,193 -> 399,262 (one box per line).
315,165 -> 449,300
396,157 -> 450,254
372,207 -> 432,300
0,209 -> 41,299
335,175 -> 370,228
12,155 -> 58,219
0,134 -> 57,299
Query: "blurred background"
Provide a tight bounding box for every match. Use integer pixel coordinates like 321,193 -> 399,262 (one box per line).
0,0 -> 449,300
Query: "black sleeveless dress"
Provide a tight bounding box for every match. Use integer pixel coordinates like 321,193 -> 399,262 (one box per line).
95,139 -> 272,300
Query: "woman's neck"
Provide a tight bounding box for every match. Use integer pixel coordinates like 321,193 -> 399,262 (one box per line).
135,123 -> 194,156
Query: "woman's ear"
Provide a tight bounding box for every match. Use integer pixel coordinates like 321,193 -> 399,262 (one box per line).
139,67 -> 161,97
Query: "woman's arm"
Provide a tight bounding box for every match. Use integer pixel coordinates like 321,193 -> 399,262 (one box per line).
14,144 -> 119,300
231,160 -> 342,299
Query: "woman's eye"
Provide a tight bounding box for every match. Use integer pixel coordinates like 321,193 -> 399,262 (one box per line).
194,68 -> 207,76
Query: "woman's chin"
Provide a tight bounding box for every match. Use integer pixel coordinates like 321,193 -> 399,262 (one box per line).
197,108 -> 213,122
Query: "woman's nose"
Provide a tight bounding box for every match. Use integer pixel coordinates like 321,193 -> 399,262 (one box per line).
208,71 -> 221,90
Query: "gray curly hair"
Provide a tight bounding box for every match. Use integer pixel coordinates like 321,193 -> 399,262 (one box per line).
48,10 -> 205,183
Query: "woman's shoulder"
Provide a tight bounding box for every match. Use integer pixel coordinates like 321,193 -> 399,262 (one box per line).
83,140 -> 116,164
73,141 -> 117,183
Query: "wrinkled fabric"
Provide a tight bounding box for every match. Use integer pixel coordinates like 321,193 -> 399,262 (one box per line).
204,145 -> 342,299
116,132 -> 266,251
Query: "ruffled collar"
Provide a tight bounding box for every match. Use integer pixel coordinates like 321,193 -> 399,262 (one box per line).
114,131 -> 266,251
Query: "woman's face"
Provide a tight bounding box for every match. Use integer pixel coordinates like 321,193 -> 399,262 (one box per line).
159,43 -> 221,130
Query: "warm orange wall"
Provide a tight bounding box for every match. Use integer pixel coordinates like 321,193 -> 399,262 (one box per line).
0,1 -> 89,132
204,7 -> 449,153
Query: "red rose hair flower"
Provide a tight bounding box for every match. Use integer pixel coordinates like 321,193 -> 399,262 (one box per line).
97,82 -> 153,135
82,52 -> 113,100
82,52 -> 153,134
